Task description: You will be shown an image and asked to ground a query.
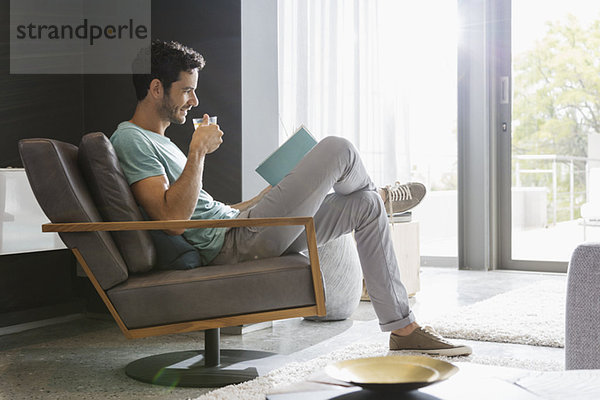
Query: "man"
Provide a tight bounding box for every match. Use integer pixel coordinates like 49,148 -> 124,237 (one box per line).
111,40 -> 471,356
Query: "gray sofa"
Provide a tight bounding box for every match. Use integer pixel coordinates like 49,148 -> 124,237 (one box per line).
566,242 -> 600,369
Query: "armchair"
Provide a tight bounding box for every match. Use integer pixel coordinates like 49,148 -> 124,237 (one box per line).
18,135 -> 325,387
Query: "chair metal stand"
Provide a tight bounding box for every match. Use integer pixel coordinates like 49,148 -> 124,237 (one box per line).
125,328 -> 277,387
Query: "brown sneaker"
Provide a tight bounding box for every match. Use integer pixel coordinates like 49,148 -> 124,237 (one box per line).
389,326 -> 472,357
381,182 -> 426,215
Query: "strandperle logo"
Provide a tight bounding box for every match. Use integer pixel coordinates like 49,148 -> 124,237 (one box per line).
15,19 -> 148,46
10,0 -> 150,74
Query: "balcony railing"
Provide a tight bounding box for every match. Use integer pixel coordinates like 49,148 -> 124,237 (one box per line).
514,155 -> 600,225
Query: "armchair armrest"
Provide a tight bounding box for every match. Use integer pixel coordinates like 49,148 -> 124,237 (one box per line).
42,217 -> 315,232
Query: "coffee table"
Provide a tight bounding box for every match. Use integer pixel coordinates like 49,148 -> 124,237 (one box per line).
267,362 -> 600,400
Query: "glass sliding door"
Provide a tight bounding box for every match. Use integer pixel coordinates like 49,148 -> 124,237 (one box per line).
498,0 -> 600,270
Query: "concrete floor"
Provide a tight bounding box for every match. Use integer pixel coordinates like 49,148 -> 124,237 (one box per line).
0,267 -> 566,400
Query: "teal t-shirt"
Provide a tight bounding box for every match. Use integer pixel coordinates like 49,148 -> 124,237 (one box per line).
110,121 -> 239,265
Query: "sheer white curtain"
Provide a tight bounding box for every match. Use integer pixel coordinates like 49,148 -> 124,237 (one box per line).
277,0 -> 414,186
278,0 -> 459,259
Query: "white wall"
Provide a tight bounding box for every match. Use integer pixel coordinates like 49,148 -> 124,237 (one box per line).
241,0 -> 280,199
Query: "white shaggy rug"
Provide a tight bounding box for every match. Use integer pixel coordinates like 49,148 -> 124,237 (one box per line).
429,279 -> 566,348
193,341 -> 562,400
193,279 -> 566,400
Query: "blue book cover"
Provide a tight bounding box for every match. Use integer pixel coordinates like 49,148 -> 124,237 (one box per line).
256,125 -> 318,186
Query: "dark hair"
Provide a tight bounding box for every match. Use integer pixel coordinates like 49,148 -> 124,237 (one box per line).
132,39 -> 205,101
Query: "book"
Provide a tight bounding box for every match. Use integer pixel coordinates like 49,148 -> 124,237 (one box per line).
390,211 -> 412,223
255,125 -> 318,186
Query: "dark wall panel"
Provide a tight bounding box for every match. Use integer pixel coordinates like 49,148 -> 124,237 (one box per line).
0,0 -> 83,323
0,0 -> 242,322
0,250 -> 76,316
0,0 -> 84,167
152,0 -> 242,203
83,75 -> 136,139
84,0 -> 242,204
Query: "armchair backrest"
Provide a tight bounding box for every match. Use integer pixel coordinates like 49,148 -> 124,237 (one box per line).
77,132 -> 156,273
19,138 -> 129,289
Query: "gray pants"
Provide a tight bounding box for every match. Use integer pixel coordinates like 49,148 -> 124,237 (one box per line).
214,136 -> 415,331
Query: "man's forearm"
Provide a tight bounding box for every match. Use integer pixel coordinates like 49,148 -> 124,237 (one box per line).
159,118 -> 222,221
162,152 -> 205,220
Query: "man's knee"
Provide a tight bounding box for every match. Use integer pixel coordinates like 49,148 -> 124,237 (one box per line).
318,136 -> 355,155
363,190 -> 384,210
353,190 -> 385,220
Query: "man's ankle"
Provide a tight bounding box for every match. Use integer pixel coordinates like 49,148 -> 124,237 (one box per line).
392,322 -> 419,337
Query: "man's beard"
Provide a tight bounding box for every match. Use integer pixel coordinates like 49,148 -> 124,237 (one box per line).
159,95 -> 187,125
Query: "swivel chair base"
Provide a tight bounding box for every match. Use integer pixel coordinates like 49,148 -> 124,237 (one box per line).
125,348 -> 276,387
125,328 -> 276,387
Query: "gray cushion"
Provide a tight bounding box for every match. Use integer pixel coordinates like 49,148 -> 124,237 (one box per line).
78,132 -> 156,274
136,208 -> 201,270
149,230 -> 202,270
107,253 -> 316,329
18,138 -> 128,290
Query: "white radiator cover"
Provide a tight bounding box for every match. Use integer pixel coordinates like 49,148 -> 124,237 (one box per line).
0,168 -> 65,255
